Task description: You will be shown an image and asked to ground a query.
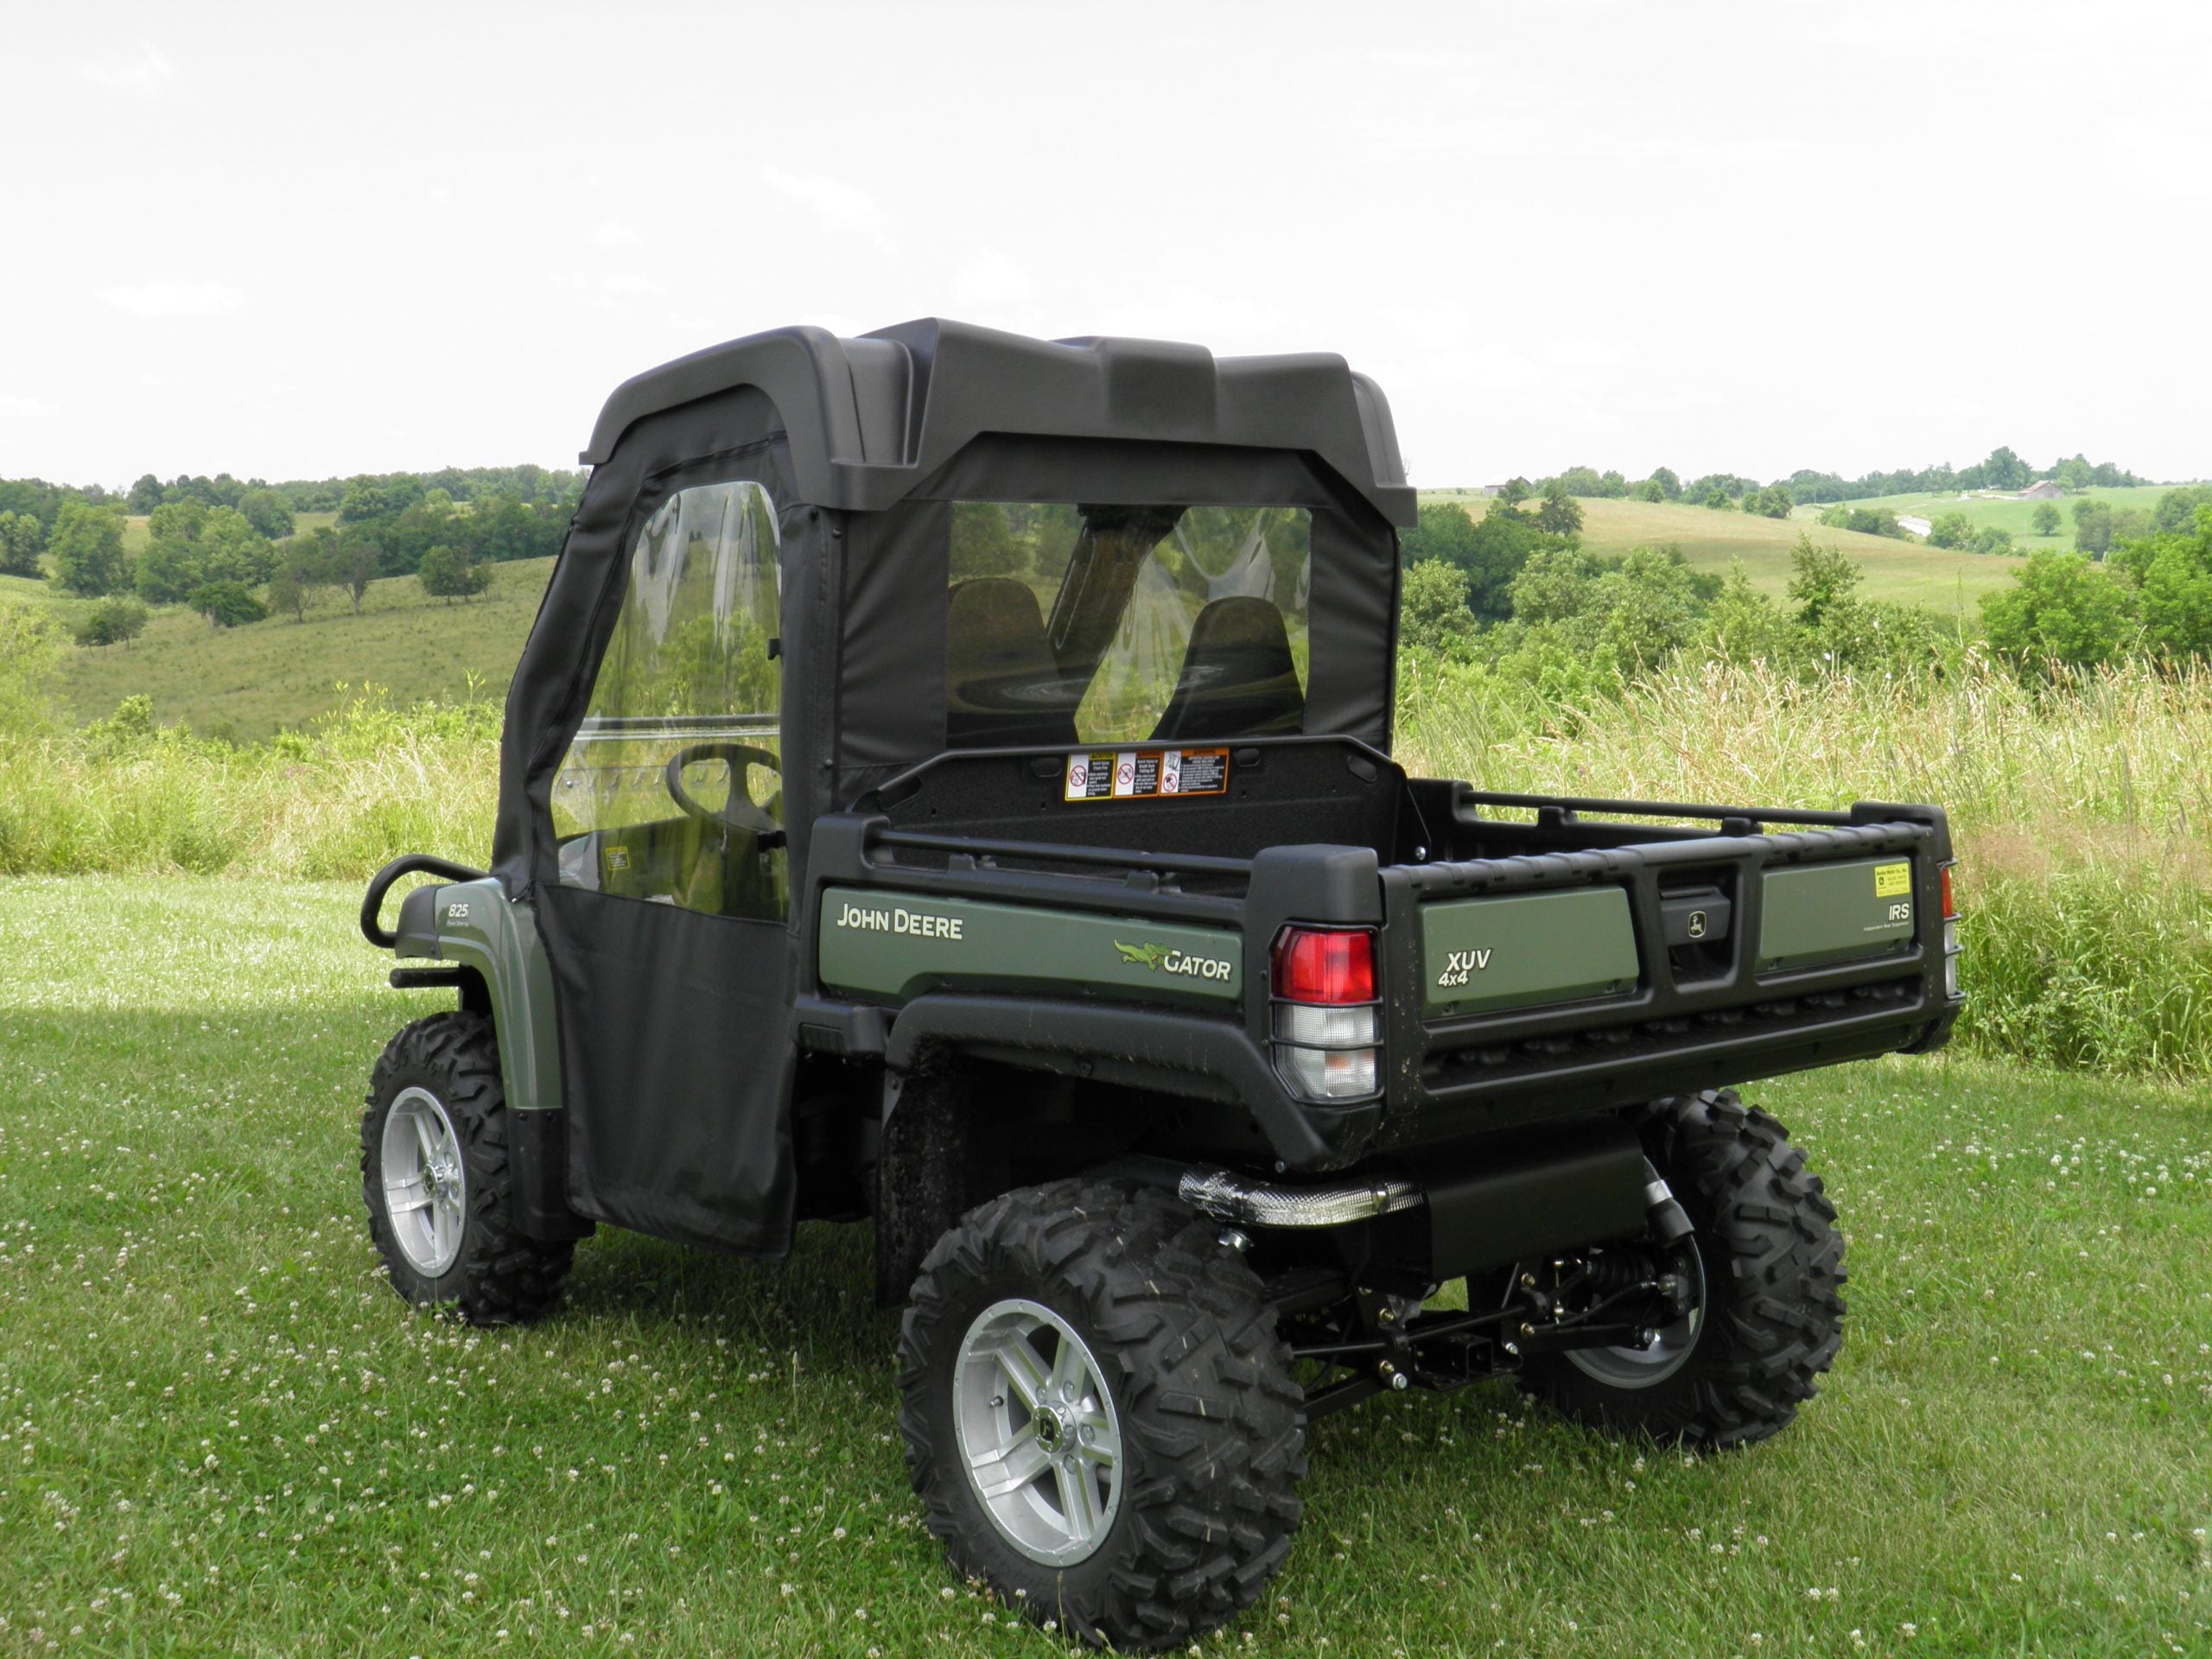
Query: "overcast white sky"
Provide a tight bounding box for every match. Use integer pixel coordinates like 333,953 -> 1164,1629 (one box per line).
3,1 -> 2208,488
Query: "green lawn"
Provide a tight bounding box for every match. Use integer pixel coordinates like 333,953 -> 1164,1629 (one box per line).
1,877 -> 2204,1656
1422,493 -> 2008,614
55,556 -> 554,740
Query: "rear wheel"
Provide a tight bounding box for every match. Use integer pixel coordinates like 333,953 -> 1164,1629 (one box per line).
360,1013 -> 574,1325
1521,1089 -> 1847,1448
898,1179 -> 1306,1649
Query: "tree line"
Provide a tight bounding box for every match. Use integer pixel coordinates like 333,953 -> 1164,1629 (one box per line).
1524,447 -> 2152,511
2,466 -> 584,642
1402,485 -> 2212,689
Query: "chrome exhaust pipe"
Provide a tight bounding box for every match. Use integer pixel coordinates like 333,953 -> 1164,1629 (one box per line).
1179,1166 -> 1422,1229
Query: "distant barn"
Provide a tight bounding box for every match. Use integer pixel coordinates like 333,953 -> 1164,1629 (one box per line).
2018,480 -> 2064,499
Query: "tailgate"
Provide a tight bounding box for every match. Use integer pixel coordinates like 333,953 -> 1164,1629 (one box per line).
1375,798 -> 1959,1143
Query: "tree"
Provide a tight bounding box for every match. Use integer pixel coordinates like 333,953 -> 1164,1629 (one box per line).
2152,486 -> 2212,537
74,595 -> 149,648
1787,535 -> 1863,627
318,531 -> 379,614
1971,526 -> 2013,556
1398,558 -> 1477,655
1635,478 -> 1667,502
1980,552 -> 2137,672
1745,484 -> 1793,519
1495,478 -> 1532,509
418,544 -> 493,603
1925,512 -> 1975,549
1645,467 -> 1681,500
126,473 -> 165,514
196,506 -> 275,585
0,601 -> 67,734
1401,499 -> 1548,622
2031,503 -> 2062,537
0,510 -> 44,577
1979,446 -> 2031,493
2072,498 -> 2115,557
1535,480 -> 1585,536
235,487 -> 296,541
133,536 -> 204,604
187,579 -> 269,629
47,500 -> 130,595
2136,505 -> 2212,658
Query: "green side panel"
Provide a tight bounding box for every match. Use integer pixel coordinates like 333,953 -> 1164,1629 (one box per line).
416,880 -> 563,1113
1421,887 -> 1640,1016
818,887 -> 1243,1007
1758,857 -> 1916,972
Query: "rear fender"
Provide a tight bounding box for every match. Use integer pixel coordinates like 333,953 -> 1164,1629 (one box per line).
392,878 -> 563,1116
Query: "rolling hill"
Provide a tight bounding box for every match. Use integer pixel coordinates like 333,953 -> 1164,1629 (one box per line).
53,556 -> 556,740
1421,491 -> 2009,613
19,486 -> 2092,740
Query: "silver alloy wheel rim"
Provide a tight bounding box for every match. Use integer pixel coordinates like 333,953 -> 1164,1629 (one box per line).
1565,1244 -> 1708,1389
380,1086 -> 467,1278
952,1298 -> 1124,1566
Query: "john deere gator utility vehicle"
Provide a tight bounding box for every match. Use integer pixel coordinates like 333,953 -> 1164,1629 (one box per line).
358,318 -> 1962,1649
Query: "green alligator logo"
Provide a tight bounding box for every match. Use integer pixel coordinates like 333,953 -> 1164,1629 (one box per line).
1114,939 -> 1235,983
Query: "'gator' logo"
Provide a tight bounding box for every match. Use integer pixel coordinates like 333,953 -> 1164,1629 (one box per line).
1115,940 -> 1234,982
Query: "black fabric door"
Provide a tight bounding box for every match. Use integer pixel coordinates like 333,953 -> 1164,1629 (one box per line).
527,439 -> 799,1255
536,887 -> 793,1254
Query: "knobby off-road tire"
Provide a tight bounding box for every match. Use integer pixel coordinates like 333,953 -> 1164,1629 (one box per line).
360,1012 -> 574,1325
1522,1088 -> 1847,1449
899,1179 -> 1306,1650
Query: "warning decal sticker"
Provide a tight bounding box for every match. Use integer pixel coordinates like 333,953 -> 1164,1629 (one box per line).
1064,747 -> 1230,803
1873,861 -> 1911,899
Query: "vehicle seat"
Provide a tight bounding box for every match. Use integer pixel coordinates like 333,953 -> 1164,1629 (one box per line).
1150,596 -> 1305,742
946,579 -> 1080,749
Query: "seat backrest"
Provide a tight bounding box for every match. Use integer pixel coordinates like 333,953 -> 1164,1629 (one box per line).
945,578 -> 1080,749
1150,595 -> 1305,743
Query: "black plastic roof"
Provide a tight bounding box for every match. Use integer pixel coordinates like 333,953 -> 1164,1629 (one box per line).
579,317 -> 1416,526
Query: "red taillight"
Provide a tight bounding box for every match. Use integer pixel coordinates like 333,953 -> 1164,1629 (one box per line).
1272,928 -> 1376,1005
1941,863 -> 1957,919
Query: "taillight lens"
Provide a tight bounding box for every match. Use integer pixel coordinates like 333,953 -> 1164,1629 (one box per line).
1270,927 -> 1381,1102
1940,863 -> 1957,920
1272,928 -> 1375,1004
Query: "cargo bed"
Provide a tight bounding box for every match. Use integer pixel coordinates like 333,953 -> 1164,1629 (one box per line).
798,747 -> 1961,1172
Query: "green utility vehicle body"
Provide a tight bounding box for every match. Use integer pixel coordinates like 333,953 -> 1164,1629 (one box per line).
358,318 -> 1961,1649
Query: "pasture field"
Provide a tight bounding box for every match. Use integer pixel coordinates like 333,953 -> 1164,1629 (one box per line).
1421,493 -> 2007,613
54,556 -> 554,740
1807,486 -> 2196,554
118,511 -> 339,556
0,876 -> 2205,1657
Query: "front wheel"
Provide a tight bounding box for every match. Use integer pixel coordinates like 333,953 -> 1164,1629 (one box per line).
1520,1089 -> 1847,1449
897,1179 -> 1306,1650
360,1012 -> 574,1325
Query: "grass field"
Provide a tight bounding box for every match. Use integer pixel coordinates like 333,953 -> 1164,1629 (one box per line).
1802,486 -> 2199,556
0,877 -> 2204,1656
1421,493 -> 2008,613
54,556 -> 554,740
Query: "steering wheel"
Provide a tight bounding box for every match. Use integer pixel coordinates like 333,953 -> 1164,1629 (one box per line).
665,741 -> 783,843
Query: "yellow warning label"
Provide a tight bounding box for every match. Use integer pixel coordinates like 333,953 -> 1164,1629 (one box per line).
1873,861 -> 1911,898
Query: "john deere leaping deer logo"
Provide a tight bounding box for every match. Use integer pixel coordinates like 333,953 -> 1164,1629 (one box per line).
1114,939 -> 1235,982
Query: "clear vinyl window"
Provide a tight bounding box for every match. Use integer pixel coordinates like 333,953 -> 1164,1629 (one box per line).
946,502 -> 1311,750
552,479 -> 787,919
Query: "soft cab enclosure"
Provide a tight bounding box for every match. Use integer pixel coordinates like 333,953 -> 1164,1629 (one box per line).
485,319 -> 1414,1254
453,315 -> 1957,1263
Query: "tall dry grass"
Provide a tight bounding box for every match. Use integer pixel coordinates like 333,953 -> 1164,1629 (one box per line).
1400,654 -> 2212,1075
4,661 -> 2208,1074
